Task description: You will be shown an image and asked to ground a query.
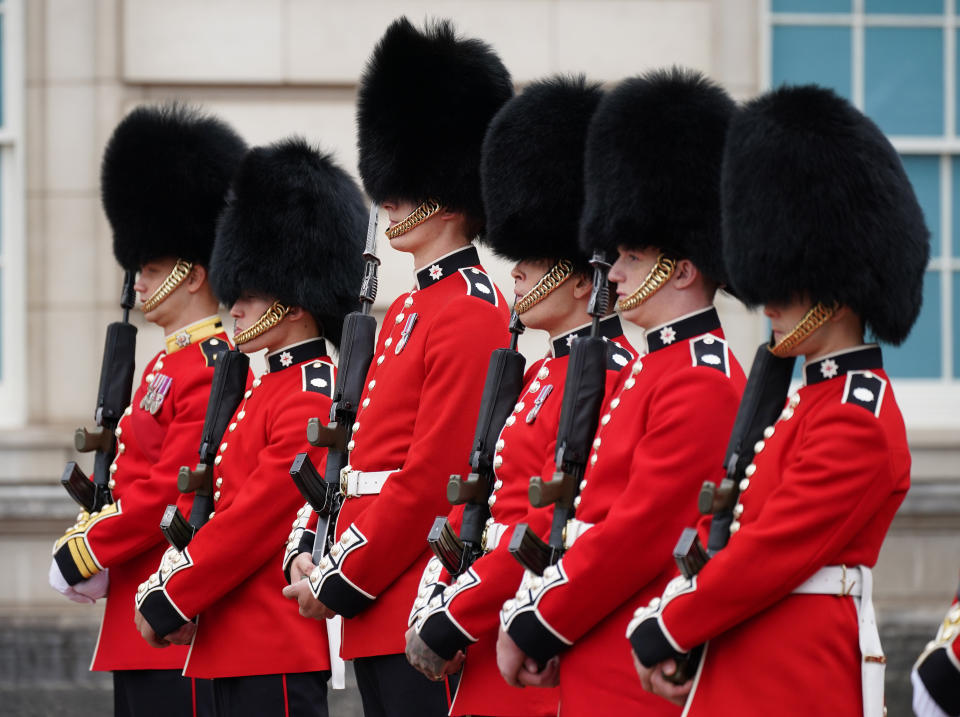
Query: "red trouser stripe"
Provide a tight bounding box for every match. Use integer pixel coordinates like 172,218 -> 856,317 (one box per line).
282,673 -> 290,717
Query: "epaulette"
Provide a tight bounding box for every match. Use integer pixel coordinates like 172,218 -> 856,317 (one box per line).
606,341 -> 634,371
199,336 -> 229,368
841,370 -> 887,418
689,335 -> 729,377
302,360 -> 334,397
458,267 -> 499,306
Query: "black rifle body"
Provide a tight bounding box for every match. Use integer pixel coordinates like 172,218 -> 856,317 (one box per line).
62,272 -> 138,512
160,348 -> 250,550
428,333 -> 525,577
667,341 -> 796,682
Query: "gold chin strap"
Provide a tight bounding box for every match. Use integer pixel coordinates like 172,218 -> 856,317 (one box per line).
513,260 -> 574,315
141,259 -> 194,313
233,300 -> 291,345
769,301 -> 837,357
615,254 -> 676,313
385,199 -> 443,240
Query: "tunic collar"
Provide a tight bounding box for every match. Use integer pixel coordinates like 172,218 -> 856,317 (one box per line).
414,246 -> 481,289
164,315 -> 223,354
802,344 -> 882,386
551,315 -> 625,358
641,307 -> 721,355
266,337 -> 328,373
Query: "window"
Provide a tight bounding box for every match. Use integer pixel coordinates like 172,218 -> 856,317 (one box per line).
0,0 -> 25,426
765,0 -> 960,427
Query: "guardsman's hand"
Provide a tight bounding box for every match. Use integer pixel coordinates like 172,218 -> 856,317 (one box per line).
134,608 -> 169,649
164,621 -> 198,646
282,578 -> 335,620
633,653 -> 691,707
289,552 -> 315,583
404,626 -> 464,682
495,626 -> 560,688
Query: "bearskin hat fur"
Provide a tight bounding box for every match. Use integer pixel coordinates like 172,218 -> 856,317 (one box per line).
482,76 -> 603,273
357,17 -> 513,233
210,138 -> 366,348
722,85 -> 929,345
101,103 -> 247,273
579,67 -> 735,285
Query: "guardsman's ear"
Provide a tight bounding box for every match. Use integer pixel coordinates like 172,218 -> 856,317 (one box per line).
671,259 -> 700,290
572,272 -> 593,300
286,306 -> 307,321
185,263 -> 208,294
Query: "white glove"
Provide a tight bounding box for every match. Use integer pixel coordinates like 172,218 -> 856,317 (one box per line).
48,559 -> 108,604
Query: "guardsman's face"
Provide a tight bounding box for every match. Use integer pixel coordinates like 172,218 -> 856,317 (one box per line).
381,199 -> 438,255
764,297 -> 815,356
608,245 -> 663,328
134,257 -> 181,325
510,258 -> 576,334
230,293 -> 276,354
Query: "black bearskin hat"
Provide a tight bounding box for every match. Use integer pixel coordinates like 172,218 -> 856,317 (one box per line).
579,67 -> 735,285
357,17 -> 514,233
102,103 -> 247,273
722,85 -> 929,345
210,138 -> 366,348
482,75 -> 603,274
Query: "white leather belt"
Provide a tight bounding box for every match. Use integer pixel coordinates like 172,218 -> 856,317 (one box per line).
339,468 -> 396,498
562,519 -> 594,550
793,565 -> 884,717
482,522 -> 509,552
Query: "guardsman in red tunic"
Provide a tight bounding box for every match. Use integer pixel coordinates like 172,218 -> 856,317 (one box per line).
914,577 -> 960,716
280,17 -> 512,717
402,76 -> 636,717
495,69 -> 747,716
133,139 -> 366,716
628,85 -> 929,717
48,104 -> 245,716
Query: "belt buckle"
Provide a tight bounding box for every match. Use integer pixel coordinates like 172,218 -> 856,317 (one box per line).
340,466 -> 352,498
838,564 -> 856,597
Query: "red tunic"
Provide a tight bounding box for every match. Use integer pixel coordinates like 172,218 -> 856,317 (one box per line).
52,318 -> 233,672
136,338 -> 335,678
413,316 -> 635,717
308,246 -> 511,659
655,345 -> 909,716
502,307 -> 745,716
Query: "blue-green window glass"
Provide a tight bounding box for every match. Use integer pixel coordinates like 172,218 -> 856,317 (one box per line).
0,14 -> 4,128
882,271 -> 941,378
950,158 -> 960,258
866,0 -> 943,13
901,155 -> 940,257
772,0 -> 851,12
953,272 -> 960,378
772,26 -> 852,100
865,28 -> 943,136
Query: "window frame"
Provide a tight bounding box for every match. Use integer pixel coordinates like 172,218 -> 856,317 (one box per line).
0,0 -> 26,427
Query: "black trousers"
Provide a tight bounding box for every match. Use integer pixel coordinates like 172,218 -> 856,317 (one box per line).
211,671 -> 330,717
354,653 -> 456,717
113,669 -> 213,717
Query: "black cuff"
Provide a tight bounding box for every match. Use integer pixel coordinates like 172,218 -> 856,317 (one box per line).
419,610 -> 472,661
917,646 -> 960,715
315,571 -> 375,619
139,589 -> 190,638
53,544 -> 86,586
629,617 -> 682,668
506,610 -> 567,666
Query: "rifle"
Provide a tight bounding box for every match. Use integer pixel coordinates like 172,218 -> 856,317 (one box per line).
61,271 -> 138,512
664,338 -> 796,682
159,347 -> 250,550
289,203 -> 380,563
508,250 -> 613,575
427,312 -> 526,577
